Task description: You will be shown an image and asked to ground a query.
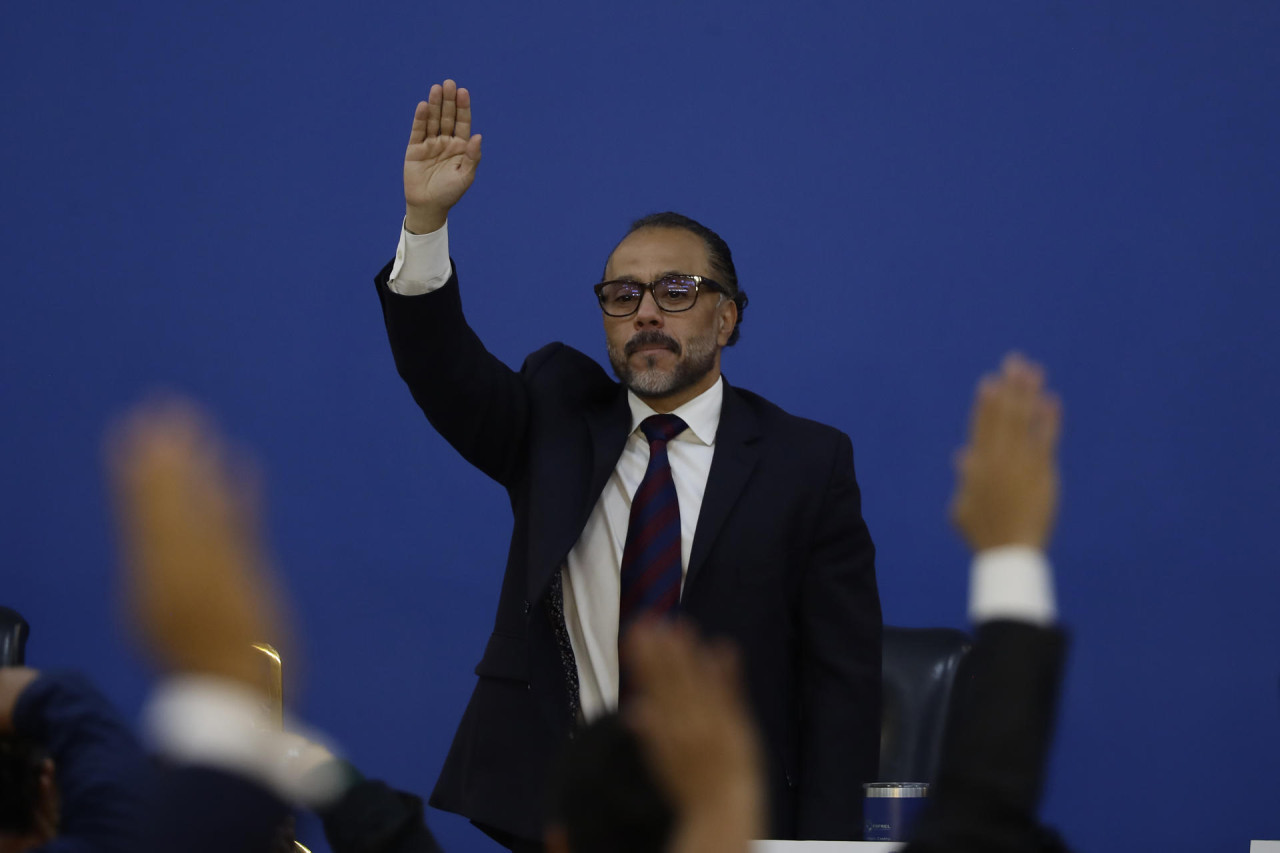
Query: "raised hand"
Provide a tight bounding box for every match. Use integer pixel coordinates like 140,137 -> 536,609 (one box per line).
106,399 -> 293,688
949,353 -> 1063,552
622,621 -> 765,853
404,79 -> 483,234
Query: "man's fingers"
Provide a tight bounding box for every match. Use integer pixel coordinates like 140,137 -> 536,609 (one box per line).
625,620 -> 700,705
408,101 -> 430,146
998,354 -> 1051,454
1031,392 -> 1063,456
106,396 -> 250,578
703,640 -> 752,716
425,84 -> 442,139
440,79 -> 458,138
466,133 -> 483,163
107,398 -> 203,505
976,353 -> 1036,453
639,625 -> 697,701
967,374 -> 1000,450
1002,352 -> 1042,426
454,86 -> 472,138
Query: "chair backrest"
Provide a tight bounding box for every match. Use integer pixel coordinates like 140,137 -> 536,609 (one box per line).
0,607 -> 30,667
879,625 -> 972,783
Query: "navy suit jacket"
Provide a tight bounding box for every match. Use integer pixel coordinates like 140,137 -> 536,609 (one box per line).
376,261 -> 882,843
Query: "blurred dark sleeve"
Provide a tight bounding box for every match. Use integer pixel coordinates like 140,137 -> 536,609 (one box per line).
318,776 -> 444,853
905,621 -> 1071,853
13,671 -> 150,853
145,765 -> 291,853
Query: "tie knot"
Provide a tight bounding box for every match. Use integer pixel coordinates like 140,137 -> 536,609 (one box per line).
640,414 -> 687,445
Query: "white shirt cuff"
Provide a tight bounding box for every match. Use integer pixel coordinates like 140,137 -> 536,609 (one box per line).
144,675 -> 349,809
388,218 -> 452,295
968,545 -> 1057,627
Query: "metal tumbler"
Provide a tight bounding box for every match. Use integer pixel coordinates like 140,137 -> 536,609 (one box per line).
863,782 -> 929,841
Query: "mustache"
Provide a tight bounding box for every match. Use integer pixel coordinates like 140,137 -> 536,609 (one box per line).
624,331 -> 681,358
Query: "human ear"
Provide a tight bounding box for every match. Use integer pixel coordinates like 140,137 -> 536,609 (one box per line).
716,298 -> 738,347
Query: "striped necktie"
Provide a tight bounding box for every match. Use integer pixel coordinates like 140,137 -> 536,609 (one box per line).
619,414 -> 688,695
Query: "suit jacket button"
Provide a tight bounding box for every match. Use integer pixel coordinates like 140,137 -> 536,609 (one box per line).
523,600 -> 532,614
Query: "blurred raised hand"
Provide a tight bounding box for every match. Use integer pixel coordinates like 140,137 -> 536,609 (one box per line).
404,79 -> 483,235
106,399 -> 293,689
950,353 -> 1063,552
623,620 -> 765,853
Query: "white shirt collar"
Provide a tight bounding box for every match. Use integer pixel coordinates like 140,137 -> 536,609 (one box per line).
626,376 -> 724,446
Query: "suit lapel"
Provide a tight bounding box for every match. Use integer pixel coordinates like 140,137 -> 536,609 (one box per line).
527,387 -> 631,604
685,381 -> 761,592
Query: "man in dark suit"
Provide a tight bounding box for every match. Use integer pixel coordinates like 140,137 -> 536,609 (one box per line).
377,79 -> 881,847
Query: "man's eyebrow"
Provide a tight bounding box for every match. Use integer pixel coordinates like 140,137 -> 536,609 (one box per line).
607,271 -> 693,283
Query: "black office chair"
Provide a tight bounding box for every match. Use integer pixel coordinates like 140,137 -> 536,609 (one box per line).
879,625 -> 972,783
0,607 -> 29,667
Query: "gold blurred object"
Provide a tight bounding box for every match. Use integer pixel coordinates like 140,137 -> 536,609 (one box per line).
251,642 -> 284,727
252,643 -> 308,853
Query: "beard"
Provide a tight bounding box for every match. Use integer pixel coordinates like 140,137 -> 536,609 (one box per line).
607,327 -> 719,400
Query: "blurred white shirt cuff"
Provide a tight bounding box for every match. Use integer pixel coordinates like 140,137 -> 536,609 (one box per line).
969,545 -> 1057,627
387,218 -> 452,295
144,674 -> 349,809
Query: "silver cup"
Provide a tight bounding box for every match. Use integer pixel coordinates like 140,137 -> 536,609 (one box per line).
863,782 -> 929,841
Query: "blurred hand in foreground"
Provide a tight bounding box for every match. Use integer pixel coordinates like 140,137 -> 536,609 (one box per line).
623,620 -> 765,853
106,399 -> 292,689
0,667 -> 40,734
950,352 -> 1063,552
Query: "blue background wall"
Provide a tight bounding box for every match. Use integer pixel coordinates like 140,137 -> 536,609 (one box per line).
3,2 -> 1277,851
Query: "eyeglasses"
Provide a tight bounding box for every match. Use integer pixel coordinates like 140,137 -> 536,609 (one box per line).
593,274 -> 727,317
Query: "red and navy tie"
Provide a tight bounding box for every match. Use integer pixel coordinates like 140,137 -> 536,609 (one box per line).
619,414 -> 688,692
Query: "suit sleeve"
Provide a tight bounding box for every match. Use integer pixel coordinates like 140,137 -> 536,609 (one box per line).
319,778 -> 444,853
905,621 -> 1069,853
142,767 -> 291,853
797,433 -> 882,839
14,672 -> 150,853
374,259 -> 534,487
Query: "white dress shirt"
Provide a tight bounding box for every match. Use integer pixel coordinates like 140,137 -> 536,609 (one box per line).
562,381 -> 721,718
145,674 -> 347,808
969,545 -> 1057,627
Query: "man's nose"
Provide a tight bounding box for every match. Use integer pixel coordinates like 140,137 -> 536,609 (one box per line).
634,290 -> 664,327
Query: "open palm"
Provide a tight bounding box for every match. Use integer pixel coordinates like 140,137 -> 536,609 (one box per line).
404,79 -> 482,231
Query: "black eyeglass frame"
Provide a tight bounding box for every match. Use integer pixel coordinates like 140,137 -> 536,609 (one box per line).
593,274 -> 729,317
